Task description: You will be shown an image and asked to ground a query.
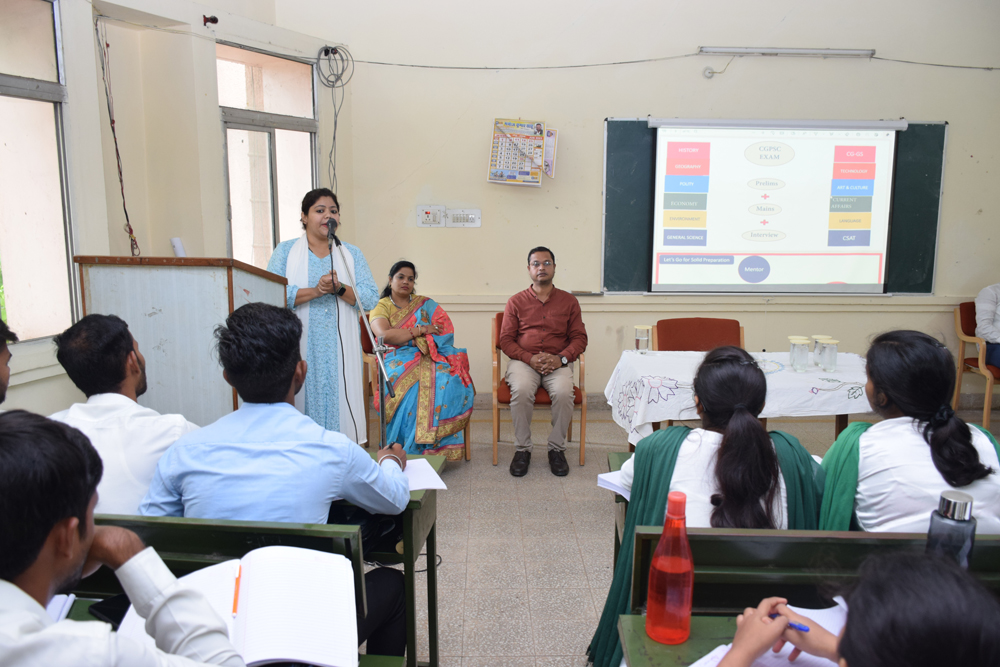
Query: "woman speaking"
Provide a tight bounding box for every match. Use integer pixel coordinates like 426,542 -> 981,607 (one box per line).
267,188 -> 379,443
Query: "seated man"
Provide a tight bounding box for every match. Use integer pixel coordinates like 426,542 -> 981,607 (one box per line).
975,281 -> 1000,367
0,318 -> 18,407
140,302 -> 410,656
51,314 -> 198,514
0,410 -> 242,666
500,246 -> 588,477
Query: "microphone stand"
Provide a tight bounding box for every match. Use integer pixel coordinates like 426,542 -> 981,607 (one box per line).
329,228 -> 394,451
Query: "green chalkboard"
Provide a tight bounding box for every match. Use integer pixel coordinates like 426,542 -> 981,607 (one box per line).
602,119 -> 947,294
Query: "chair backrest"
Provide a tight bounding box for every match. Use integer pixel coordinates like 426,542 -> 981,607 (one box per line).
493,312 -> 504,350
655,317 -> 741,351
631,526 -> 1000,615
958,301 -> 977,337
360,315 -> 373,354
77,515 -> 367,615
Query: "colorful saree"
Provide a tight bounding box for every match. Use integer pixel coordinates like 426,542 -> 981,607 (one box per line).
371,295 -> 474,459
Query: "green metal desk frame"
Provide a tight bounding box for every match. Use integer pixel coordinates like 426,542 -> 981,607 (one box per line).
618,614 -> 735,667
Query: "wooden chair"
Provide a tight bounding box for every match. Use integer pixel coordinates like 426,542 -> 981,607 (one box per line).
631,526 -> 1000,615
77,515 -> 367,616
652,317 -> 744,352
646,317 -> 746,439
360,316 -> 473,459
491,312 -> 586,466
953,302 -> 997,429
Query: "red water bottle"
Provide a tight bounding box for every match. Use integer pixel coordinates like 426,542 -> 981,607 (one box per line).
645,491 -> 694,644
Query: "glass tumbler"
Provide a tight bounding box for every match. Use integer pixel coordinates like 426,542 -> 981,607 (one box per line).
811,335 -> 832,366
820,340 -> 839,372
790,342 -> 810,372
635,325 -> 651,354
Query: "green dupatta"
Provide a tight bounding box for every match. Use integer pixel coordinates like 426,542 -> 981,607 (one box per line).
819,421 -> 1000,531
588,426 -> 822,667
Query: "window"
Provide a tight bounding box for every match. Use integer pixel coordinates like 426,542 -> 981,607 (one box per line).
0,0 -> 73,340
217,44 -> 316,269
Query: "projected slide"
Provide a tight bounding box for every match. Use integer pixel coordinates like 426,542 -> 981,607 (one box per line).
650,126 -> 897,293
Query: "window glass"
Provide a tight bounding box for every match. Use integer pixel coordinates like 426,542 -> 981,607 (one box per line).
275,129 -> 313,243
0,0 -> 58,82
227,128 -> 275,269
0,96 -> 71,339
216,44 -> 313,118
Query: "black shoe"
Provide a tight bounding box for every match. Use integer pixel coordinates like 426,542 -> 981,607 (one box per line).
509,451 -> 531,476
548,450 -> 569,476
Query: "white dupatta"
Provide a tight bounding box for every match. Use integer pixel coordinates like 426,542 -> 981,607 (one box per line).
287,234 -> 366,444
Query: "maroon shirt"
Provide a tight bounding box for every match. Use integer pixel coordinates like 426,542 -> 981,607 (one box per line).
500,286 -> 588,364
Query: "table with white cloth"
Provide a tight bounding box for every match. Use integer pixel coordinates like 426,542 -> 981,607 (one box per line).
605,350 -> 869,445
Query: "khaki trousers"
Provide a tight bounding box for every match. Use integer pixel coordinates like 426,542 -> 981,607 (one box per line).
505,359 -> 574,452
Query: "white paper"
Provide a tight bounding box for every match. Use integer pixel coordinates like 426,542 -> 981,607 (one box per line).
690,601 -> 847,667
543,128 -> 558,178
404,458 -> 447,491
45,594 -> 75,622
597,470 -> 630,501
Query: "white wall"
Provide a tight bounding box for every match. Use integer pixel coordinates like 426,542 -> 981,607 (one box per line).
272,0 -> 1000,397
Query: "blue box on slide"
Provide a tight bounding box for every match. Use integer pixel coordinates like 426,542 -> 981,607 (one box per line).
663,230 -> 707,246
664,175 -> 709,193
830,180 -> 874,196
828,230 -> 871,246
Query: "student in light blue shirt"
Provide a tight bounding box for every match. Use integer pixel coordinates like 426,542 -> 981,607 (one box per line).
140,302 -> 410,656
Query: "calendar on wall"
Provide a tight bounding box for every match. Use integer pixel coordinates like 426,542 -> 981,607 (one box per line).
488,118 -> 545,187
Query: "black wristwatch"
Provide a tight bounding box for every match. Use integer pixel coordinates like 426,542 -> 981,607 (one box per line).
560,356 -> 569,367
336,284 -> 347,297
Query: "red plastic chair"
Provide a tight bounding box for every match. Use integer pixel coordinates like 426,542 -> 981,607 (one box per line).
953,302 -> 996,429
491,312 -> 586,466
653,317 -> 744,351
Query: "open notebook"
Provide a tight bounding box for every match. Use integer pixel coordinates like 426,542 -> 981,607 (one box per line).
118,546 -> 357,667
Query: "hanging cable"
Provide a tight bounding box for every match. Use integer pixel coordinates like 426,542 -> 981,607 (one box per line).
94,18 -> 140,256
316,46 -> 355,194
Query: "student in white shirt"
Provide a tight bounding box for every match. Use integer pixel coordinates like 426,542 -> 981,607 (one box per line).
975,282 -> 1000,367
0,318 -> 17,406
821,330 -> 1000,532
0,410 -> 243,667
50,314 -> 198,515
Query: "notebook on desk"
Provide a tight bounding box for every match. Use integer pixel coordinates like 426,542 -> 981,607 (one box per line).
118,545 -> 358,667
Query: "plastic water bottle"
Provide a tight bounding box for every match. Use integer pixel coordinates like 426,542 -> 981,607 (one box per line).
926,490 -> 977,569
646,491 -> 694,644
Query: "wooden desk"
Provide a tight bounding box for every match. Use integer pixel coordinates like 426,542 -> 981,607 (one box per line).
608,451 -> 631,566
364,453 -> 445,667
618,614 -> 734,667
69,598 -> 404,666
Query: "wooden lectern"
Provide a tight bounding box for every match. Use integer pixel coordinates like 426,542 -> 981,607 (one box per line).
75,257 -> 287,426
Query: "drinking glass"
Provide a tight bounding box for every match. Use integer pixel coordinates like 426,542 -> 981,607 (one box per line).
790,342 -> 810,372
820,340 -> 839,372
811,335 -> 832,365
635,325 -> 651,354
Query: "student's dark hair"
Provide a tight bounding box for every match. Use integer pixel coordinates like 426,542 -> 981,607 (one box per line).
0,410 -> 103,581
839,553 -> 1000,667
53,314 -> 134,397
215,302 -> 302,404
0,318 -> 18,345
300,188 -> 339,229
527,246 -> 555,265
381,260 -> 417,299
867,330 -> 993,487
693,346 -> 780,529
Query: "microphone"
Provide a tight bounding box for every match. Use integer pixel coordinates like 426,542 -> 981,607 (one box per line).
326,218 -> 342,246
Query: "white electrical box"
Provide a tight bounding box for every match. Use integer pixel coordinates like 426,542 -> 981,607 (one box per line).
446,208 -> 481,228
416,205 -> 446,227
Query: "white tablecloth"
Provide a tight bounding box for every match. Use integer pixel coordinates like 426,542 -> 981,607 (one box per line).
604,350 -> 869,444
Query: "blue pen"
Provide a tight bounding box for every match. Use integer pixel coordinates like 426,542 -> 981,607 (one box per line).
769,613 -> 810,632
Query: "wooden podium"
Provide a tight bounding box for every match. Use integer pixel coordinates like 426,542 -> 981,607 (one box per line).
75,257 -> 287,426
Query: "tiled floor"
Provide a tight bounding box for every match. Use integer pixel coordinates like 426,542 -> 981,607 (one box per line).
397,406 -> 997,666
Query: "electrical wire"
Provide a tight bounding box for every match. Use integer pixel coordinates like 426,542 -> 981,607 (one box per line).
871,56 -> 995,71
355,52 -> 701,70
94,18 -> 140,256
315,46 -> 355,194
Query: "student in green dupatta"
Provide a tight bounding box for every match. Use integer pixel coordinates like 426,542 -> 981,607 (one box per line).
589,346 -> 823,667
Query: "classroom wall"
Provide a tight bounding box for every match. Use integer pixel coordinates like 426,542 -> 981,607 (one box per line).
272,0 -> 1000,398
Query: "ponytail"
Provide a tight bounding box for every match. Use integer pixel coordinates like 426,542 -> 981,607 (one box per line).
693,346 -> 781,529
867,331 -> 993,488
382,260 -> 417,300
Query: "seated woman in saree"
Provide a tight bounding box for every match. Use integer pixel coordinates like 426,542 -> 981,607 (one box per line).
369,261 -> 474,460
589,346 -> 823,667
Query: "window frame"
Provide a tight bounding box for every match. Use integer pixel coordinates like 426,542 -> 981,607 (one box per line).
216,42 -> 320,261
0,0 -> 80,341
